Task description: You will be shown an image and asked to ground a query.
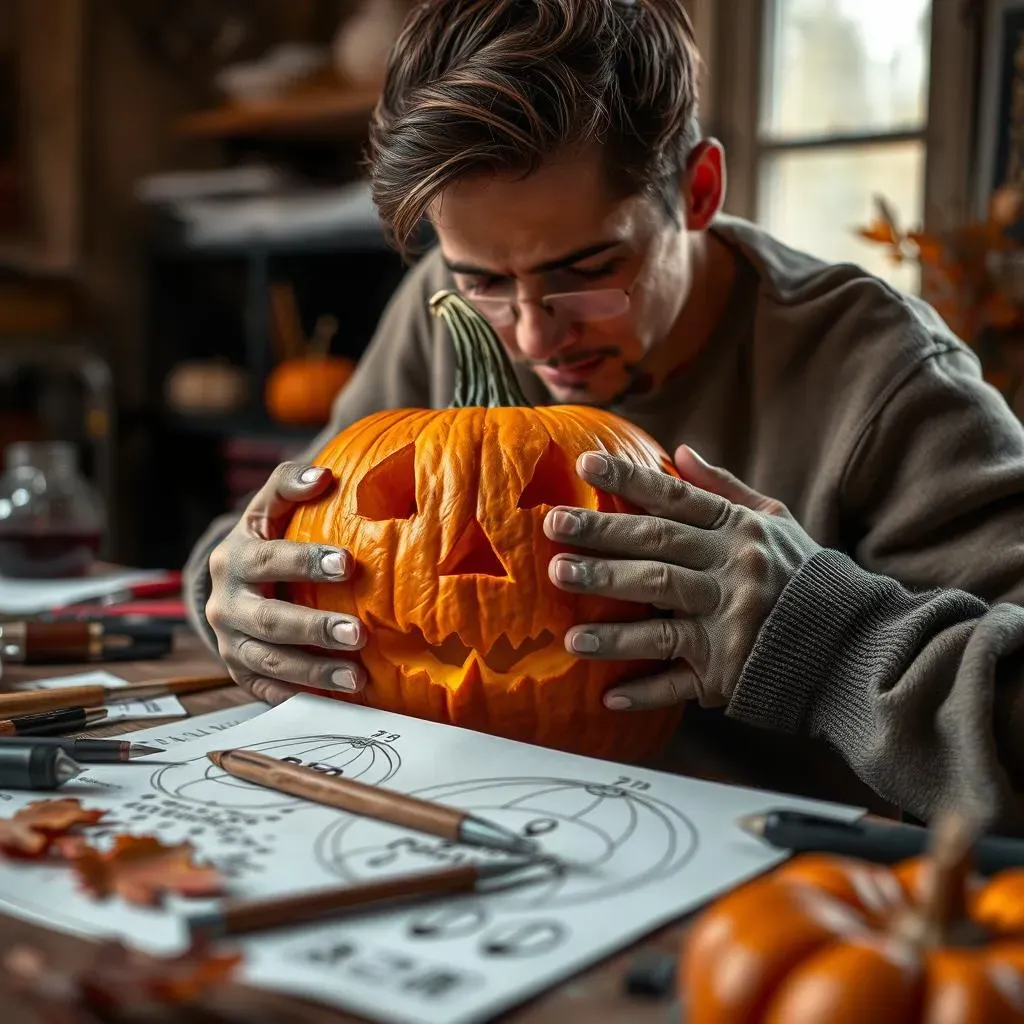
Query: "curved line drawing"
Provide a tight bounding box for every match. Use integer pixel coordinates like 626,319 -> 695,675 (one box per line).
406,901 -> 489,941
150,735 -> 401,811
479,919 -> 568,958
315,776 -> 699,909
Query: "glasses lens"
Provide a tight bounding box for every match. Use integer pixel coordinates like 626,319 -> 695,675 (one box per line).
548,289 -> 630,323
465,296 -> 516,327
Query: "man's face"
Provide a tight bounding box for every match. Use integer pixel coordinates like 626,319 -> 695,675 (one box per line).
429,146 -> 694,406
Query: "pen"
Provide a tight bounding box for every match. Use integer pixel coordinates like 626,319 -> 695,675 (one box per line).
0,706 -> 109,737
208,748 -> 541,856
0,620 -> 172,664
187,857 -> 540,940
738,809 -> 1024,875
0,736 -> 162,762
0,743 -> 84,790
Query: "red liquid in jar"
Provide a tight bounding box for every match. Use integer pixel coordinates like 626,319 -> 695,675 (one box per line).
0,531 -> 101,578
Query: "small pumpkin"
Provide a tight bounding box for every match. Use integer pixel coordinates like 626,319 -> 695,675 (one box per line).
265,315 -> 356,426
164,358 -> 248,415
283,290 -> 683,762
679,810 -> 1024,1023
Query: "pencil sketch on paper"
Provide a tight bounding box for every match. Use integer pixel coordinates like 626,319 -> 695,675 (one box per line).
314,776 -> 700,912
150,733 -> 403,810
84,732 -> 405,880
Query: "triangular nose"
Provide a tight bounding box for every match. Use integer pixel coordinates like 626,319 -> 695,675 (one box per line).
439,517 -> 508,577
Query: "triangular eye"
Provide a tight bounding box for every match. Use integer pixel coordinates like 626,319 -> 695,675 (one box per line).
355,443 -> 417,520
517,439 -> 580,510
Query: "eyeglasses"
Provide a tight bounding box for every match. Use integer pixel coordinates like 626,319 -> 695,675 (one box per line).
462,287 -> 634,328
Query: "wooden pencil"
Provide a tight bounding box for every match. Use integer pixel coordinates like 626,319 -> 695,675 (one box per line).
0,674 -> 233,717
187,857 -> 539,939
208,748 -> 540,855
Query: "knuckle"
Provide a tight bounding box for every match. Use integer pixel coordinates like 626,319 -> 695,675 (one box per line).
654,619 -> 680,661
205,597 -> 227,630
237,637 -> 283,679
208,543 -> 231,579
738,542 -> 770,579
248,600 -> 279,641
246,540 -> 278,578
653,561 -> 674,599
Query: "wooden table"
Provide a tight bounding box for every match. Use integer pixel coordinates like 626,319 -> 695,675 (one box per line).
0,629 -> 893,1022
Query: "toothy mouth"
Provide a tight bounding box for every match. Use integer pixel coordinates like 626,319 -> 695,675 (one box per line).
373,623 -> 557,675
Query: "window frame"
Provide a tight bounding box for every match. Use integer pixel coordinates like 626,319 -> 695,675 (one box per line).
684,0 -> 980,238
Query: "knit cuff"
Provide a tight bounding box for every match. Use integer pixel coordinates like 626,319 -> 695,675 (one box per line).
727,549 -> 931,737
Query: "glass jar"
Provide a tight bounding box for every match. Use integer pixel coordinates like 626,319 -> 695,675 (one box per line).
0,441 -> 105,578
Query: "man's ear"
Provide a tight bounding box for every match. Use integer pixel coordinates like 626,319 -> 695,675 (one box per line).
682,138 -> 727,230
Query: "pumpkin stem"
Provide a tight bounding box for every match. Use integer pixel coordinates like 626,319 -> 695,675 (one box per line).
429,289 -> 530,408
896,807 -> 984,947
307,314 -> 338,360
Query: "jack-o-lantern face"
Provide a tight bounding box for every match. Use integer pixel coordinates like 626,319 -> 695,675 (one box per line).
282,291 -> 684,763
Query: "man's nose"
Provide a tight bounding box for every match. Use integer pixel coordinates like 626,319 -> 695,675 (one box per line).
514,302 -> 571,361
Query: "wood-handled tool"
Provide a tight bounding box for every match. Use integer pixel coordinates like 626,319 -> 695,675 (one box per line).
0,674 -> 233,717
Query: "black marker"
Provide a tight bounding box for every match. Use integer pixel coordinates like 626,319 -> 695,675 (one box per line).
738,809 -> 1024,875
0,743 -> 84,790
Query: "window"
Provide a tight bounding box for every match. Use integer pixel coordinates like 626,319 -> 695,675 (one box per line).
757,0 -> 931,293
701,0 -> 976,298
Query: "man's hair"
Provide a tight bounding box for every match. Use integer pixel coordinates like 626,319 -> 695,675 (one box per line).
366,0 -> 703,255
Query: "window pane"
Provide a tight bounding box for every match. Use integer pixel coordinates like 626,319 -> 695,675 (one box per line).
761,0 -> 931,139
756,140 -> 924,294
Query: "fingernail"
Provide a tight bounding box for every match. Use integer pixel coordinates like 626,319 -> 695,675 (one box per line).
550,510 -> 580,536
554,558 -> 589,584
321,550 -> 347,577
332,621 -> 359,646
685,446 -> 708,465
329,667 -> 360,692
300,467 -> 325,484
605,694 -> 631,710
570,632 -> 600,653
580,452 -> 609,477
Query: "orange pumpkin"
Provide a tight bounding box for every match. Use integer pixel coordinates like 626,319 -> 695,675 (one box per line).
265,354 -> 355,426
283,289 -> 683,762
679,811 -> 1024,1023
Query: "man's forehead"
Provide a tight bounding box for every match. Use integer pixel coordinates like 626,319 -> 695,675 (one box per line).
430,178 -> 654,276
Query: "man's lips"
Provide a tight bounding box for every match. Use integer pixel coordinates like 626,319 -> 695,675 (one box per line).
537,353 -> 609,385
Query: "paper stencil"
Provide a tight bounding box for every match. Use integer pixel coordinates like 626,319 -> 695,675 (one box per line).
0,695 -> 863,1024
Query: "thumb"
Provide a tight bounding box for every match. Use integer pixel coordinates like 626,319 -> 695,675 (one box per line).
248,462 -> 335,533
673,445 -> 771,512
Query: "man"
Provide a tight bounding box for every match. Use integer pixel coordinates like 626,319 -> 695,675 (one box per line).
185,0 -> 1024,831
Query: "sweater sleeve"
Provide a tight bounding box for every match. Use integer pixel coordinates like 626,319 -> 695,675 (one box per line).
727,345 -> 1024,833
728,548 -> 1024,833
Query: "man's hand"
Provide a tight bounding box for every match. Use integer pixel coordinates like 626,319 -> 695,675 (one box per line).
544,445 -> 820,710
204,462 -> 367,706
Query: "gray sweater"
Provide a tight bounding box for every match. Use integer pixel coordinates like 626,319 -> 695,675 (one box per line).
184,214 -> 1024,834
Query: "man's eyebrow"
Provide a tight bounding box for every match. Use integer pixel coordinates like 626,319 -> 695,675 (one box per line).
442,240 -> 622,278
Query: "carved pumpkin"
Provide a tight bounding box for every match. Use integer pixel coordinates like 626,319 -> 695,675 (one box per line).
679,811 -> 1024,1023
283,290 -> 683,762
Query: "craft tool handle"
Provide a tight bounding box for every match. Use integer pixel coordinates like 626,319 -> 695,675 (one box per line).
0,622 -> 98,663
222,751 -> 463,840
203,864 -> 481,938
0,744 -> 73,789
0,685 -> 106,717
762,810 -> 1024,874
0,707 -> 94,737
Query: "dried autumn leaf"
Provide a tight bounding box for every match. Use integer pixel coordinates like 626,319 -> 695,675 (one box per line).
70,834 -> 226,907
4,939 -> 243,1014
0,798 -> 105,859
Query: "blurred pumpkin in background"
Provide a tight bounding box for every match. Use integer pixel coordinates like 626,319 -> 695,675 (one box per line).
265,314 -> 356,426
